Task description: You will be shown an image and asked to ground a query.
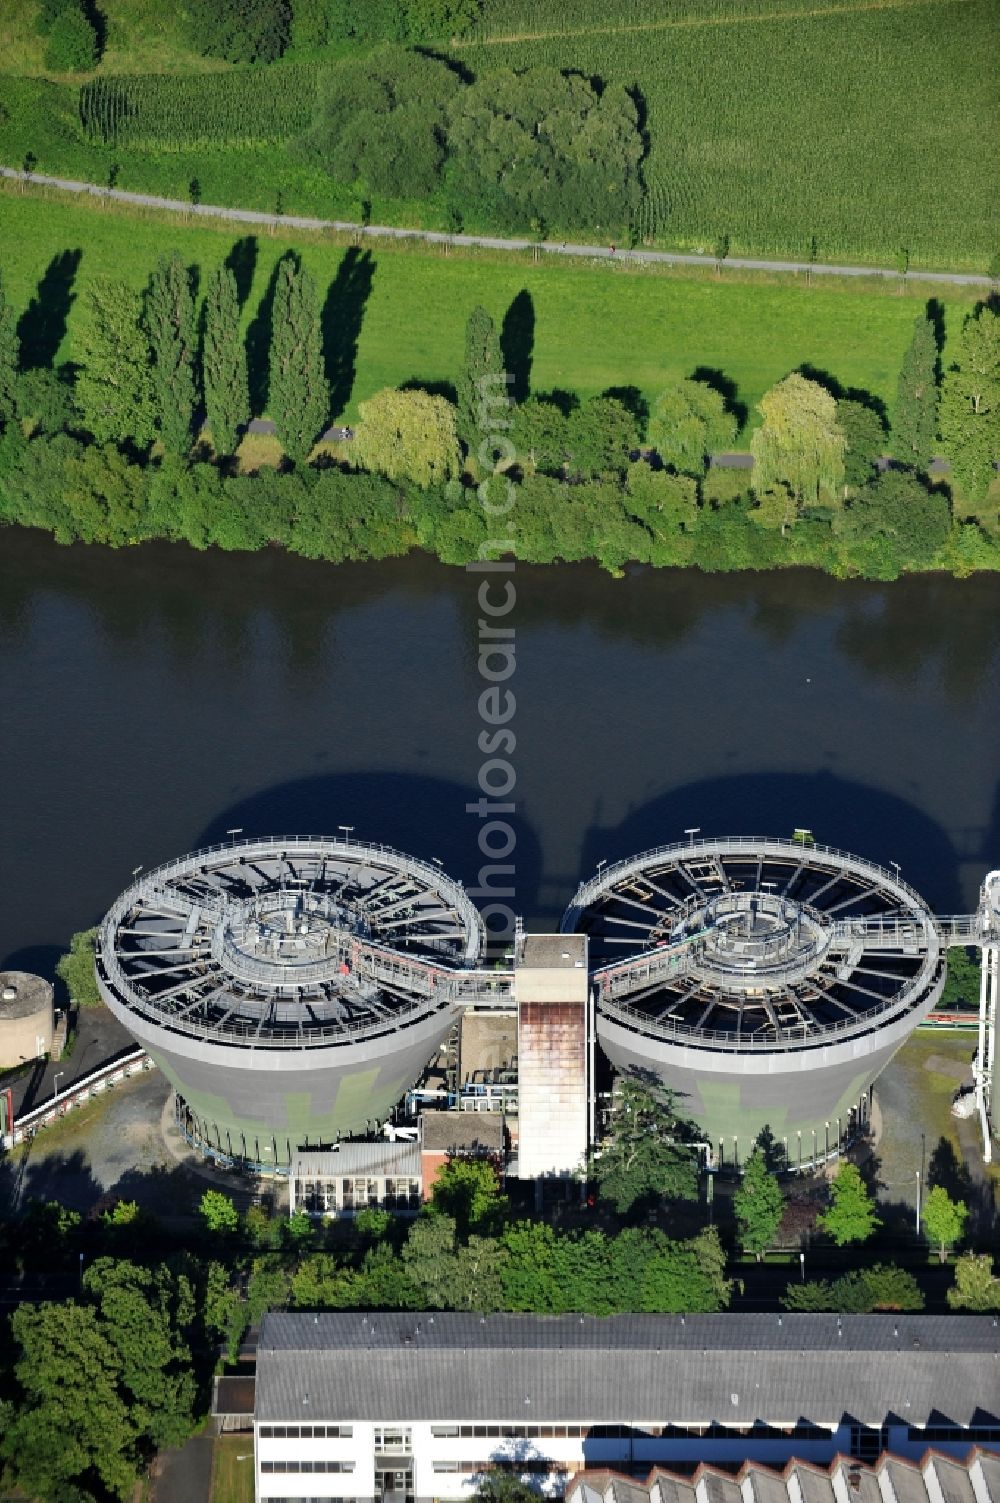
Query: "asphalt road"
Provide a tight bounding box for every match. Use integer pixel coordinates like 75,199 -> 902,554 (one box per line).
1,166 -> 993,288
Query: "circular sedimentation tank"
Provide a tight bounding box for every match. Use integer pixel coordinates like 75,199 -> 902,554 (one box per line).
96,836 -> 483,1165
562,835 -> 947,1167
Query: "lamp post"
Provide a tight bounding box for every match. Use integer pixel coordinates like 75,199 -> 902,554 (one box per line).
799,1251 -> 805,1282
52,1071 -> 64,1101
915,1168 -> 921,1234
684,827 -> 701,846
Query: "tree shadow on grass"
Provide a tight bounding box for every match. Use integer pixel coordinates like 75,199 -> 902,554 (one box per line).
690,365 -> 748,431
17,249 -> 83,370
322,248 -> 375,420
245,256 -> 290,417
501,289 -> 535,404
224,236 -> 258,310
797,363 -> 888,428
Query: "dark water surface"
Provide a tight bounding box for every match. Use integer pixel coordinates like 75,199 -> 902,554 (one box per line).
2,528 -> 999,973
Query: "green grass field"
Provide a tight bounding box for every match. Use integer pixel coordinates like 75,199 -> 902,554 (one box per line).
1,0 -> 996,270
0,187 -> 985,432
209,1438 -> 255,1503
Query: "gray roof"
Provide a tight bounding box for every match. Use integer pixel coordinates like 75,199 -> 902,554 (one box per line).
570,1452 -> 1000,1503
290,1143 -> 422,1178
420,1110 -> 504,1153
255,1314 -> 1000,1426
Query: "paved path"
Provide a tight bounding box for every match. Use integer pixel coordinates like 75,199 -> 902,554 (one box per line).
152,1433 -> 215,1503
1,166 -> 993,288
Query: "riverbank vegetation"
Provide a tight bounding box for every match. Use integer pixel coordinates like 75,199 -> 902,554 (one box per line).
0,0 -> 996,270
1,209 -> 998,579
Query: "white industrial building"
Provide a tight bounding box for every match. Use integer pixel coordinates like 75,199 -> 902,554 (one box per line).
250,1313 -> 1000,1503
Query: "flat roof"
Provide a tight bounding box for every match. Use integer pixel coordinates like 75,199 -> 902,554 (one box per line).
420,1111 -> 504,1152
254,1313 -> 1000,1427
518,934 -> 588,969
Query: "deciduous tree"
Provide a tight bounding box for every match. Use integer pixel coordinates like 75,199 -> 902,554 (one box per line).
838,468 -> 951,576
55,926 -> 101,1006
145,252 -> 198,453
751,373 -> 845,517
7,1301 -> 139,1502
837,398 -> 886,488
429,1157 -> 506,1237
922,1184 -> 968,1263
75,279 -> 156,448
947,1253 -> 1000,1310
199,1189 -> 240,1237
939,301 -> 1000,500
566,395 -> 640,480
457,305 -> 504,455
733,1147 -> 784,1261
354,386 -> 459,488
818,1162 -> 880,1245
0,271 -> 19,428
894,307 -> 939,472
267,254 -> 328,463
203,265 -> 249,458
649,378 -> 737,477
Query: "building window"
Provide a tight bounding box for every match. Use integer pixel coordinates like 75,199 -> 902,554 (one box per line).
258,1424 -> 353,1439
374,1427 -> 412,1451
260,1461 -> 355,1474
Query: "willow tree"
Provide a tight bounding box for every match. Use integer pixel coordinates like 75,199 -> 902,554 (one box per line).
649,378 -> 737,477
267,254 -> 328,464
751,372 -> 845,523
354,387 -> 460,488
202,265 -> 249,458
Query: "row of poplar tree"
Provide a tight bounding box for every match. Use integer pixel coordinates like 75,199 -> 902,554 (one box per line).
74,250 -> 327,463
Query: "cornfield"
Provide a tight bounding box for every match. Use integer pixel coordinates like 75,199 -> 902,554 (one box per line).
79,65 -> 322,150
463,0 -> 999,270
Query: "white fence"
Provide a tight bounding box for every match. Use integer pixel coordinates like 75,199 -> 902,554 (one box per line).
1,1048 -> 153,1149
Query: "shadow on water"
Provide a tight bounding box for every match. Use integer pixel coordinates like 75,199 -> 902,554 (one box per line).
576,770 -> 966,913
196,770 -> 545,935
16,249 -> 83,370
322,248 -> 376,420
834,574 -> 1000,705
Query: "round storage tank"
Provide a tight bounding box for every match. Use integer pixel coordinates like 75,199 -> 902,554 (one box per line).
0,972 -> 54,1067
562,835 -> 946,1168
96,835 -> 484,1166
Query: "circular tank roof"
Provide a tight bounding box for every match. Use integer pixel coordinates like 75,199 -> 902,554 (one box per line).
98,836 -> 484,1050
562,836 -> 942,1048
0,971 -> 53,1022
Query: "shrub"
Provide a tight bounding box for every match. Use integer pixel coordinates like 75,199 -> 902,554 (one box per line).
44,2 -> 97,72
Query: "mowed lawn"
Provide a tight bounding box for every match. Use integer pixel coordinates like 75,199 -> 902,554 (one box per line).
0,191 -> 985,434
209,1437 -> 255,1503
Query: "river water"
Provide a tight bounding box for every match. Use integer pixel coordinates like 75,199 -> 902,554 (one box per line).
1,527 -> 999,972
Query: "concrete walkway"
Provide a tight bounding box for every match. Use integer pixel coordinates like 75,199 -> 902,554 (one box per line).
1,166 -> 993,288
